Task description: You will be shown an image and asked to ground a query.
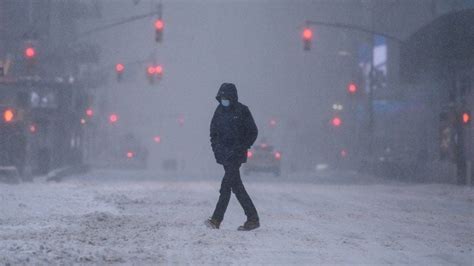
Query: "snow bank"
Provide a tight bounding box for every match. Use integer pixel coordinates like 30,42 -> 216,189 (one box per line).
1,170 -> 472,264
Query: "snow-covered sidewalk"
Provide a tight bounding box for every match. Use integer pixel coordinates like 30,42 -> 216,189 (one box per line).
1,170 -> 473,265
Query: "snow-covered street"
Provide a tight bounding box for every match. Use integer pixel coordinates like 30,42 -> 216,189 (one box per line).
1,170 -> 473,265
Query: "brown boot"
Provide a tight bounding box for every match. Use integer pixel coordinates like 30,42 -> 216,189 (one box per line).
238,219 -> 260,231
204,218 -> 221,229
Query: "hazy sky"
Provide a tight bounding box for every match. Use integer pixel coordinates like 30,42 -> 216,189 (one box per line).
78,0 -> 434,174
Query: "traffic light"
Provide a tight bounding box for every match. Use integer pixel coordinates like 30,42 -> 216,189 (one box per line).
24,46 -> 37,69
146,65 -> 156,84
109,113 -> 119,124
274,151 -> 281,160
331,116 -> 342,127
3,108 -> 14,123
155,65 -> 163,74
302,27 -> 313,51
146,65 -> 163,84
155,65 -> 163,79
24,47 -> 36,59
115,63 -> 125,81
247,151 -> 253,159
154,136 -> 161,143
269,118 -> 277,128
347,82 -> 358,95
154,19 -> 164,43
147,65 -> 156,75
461,111 -> 471,125
86,108 -> 94,117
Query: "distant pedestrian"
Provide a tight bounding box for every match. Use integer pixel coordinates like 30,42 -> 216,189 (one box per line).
205,83 -> 260,231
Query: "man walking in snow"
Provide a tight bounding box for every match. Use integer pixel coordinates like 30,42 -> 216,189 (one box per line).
205,83 -> 260,231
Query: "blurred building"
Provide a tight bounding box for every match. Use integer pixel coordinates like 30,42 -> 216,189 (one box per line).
358,0 -> 474,183
302,1 -> 473,183
399,8 -> 474,184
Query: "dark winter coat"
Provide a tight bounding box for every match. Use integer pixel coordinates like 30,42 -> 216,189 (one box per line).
210,83 -> 258,165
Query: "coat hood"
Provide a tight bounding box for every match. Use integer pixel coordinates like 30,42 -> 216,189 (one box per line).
216,83 -> 238,103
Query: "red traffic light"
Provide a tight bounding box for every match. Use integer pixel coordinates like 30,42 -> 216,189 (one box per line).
154,19 -> 164,30
24,47 -> 36,59
147,66 -> 156,75
155,19 -> 164,42
331,116 -> 342,127
115,63 -> 125,73
302,28 -> 313,40
274,152 -> 281,160
462,111 -> 470,124
109,113 -> 119,124
347,82 -> 358,94
116,63 -> 125,81
302,27 -> 313,51
269,118 -> 277,127
154,136 -> 161,143
147,65 -> 163,76
3,108 -> 14,123
86,108 -> 94,117
155,65 -> 163,75
247,151 -> 253,158
146,66 -> 156,84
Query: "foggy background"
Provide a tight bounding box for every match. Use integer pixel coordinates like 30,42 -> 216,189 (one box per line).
2,0 -> 472,180
80,0 -> 386,176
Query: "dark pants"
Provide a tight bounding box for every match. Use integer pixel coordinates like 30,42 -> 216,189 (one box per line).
212,163 -> 259,222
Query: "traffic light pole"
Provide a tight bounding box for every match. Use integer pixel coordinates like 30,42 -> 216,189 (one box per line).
368,55 -> 375,154
79,10 -> 160,38
303,20 -> 403,43
45,7 -> 163,60
303,19 -> 404,155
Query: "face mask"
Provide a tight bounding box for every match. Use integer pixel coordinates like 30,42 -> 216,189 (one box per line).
221,99 -> 230,107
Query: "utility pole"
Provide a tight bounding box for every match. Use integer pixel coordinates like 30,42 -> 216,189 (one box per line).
367,11 -> 375,155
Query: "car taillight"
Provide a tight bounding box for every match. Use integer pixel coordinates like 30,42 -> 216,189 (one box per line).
3,108 -> 14,123
126,151 -> 134,158
274,152 -> 281,160
247,151 -> 253,158
340,149 -> 348,158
